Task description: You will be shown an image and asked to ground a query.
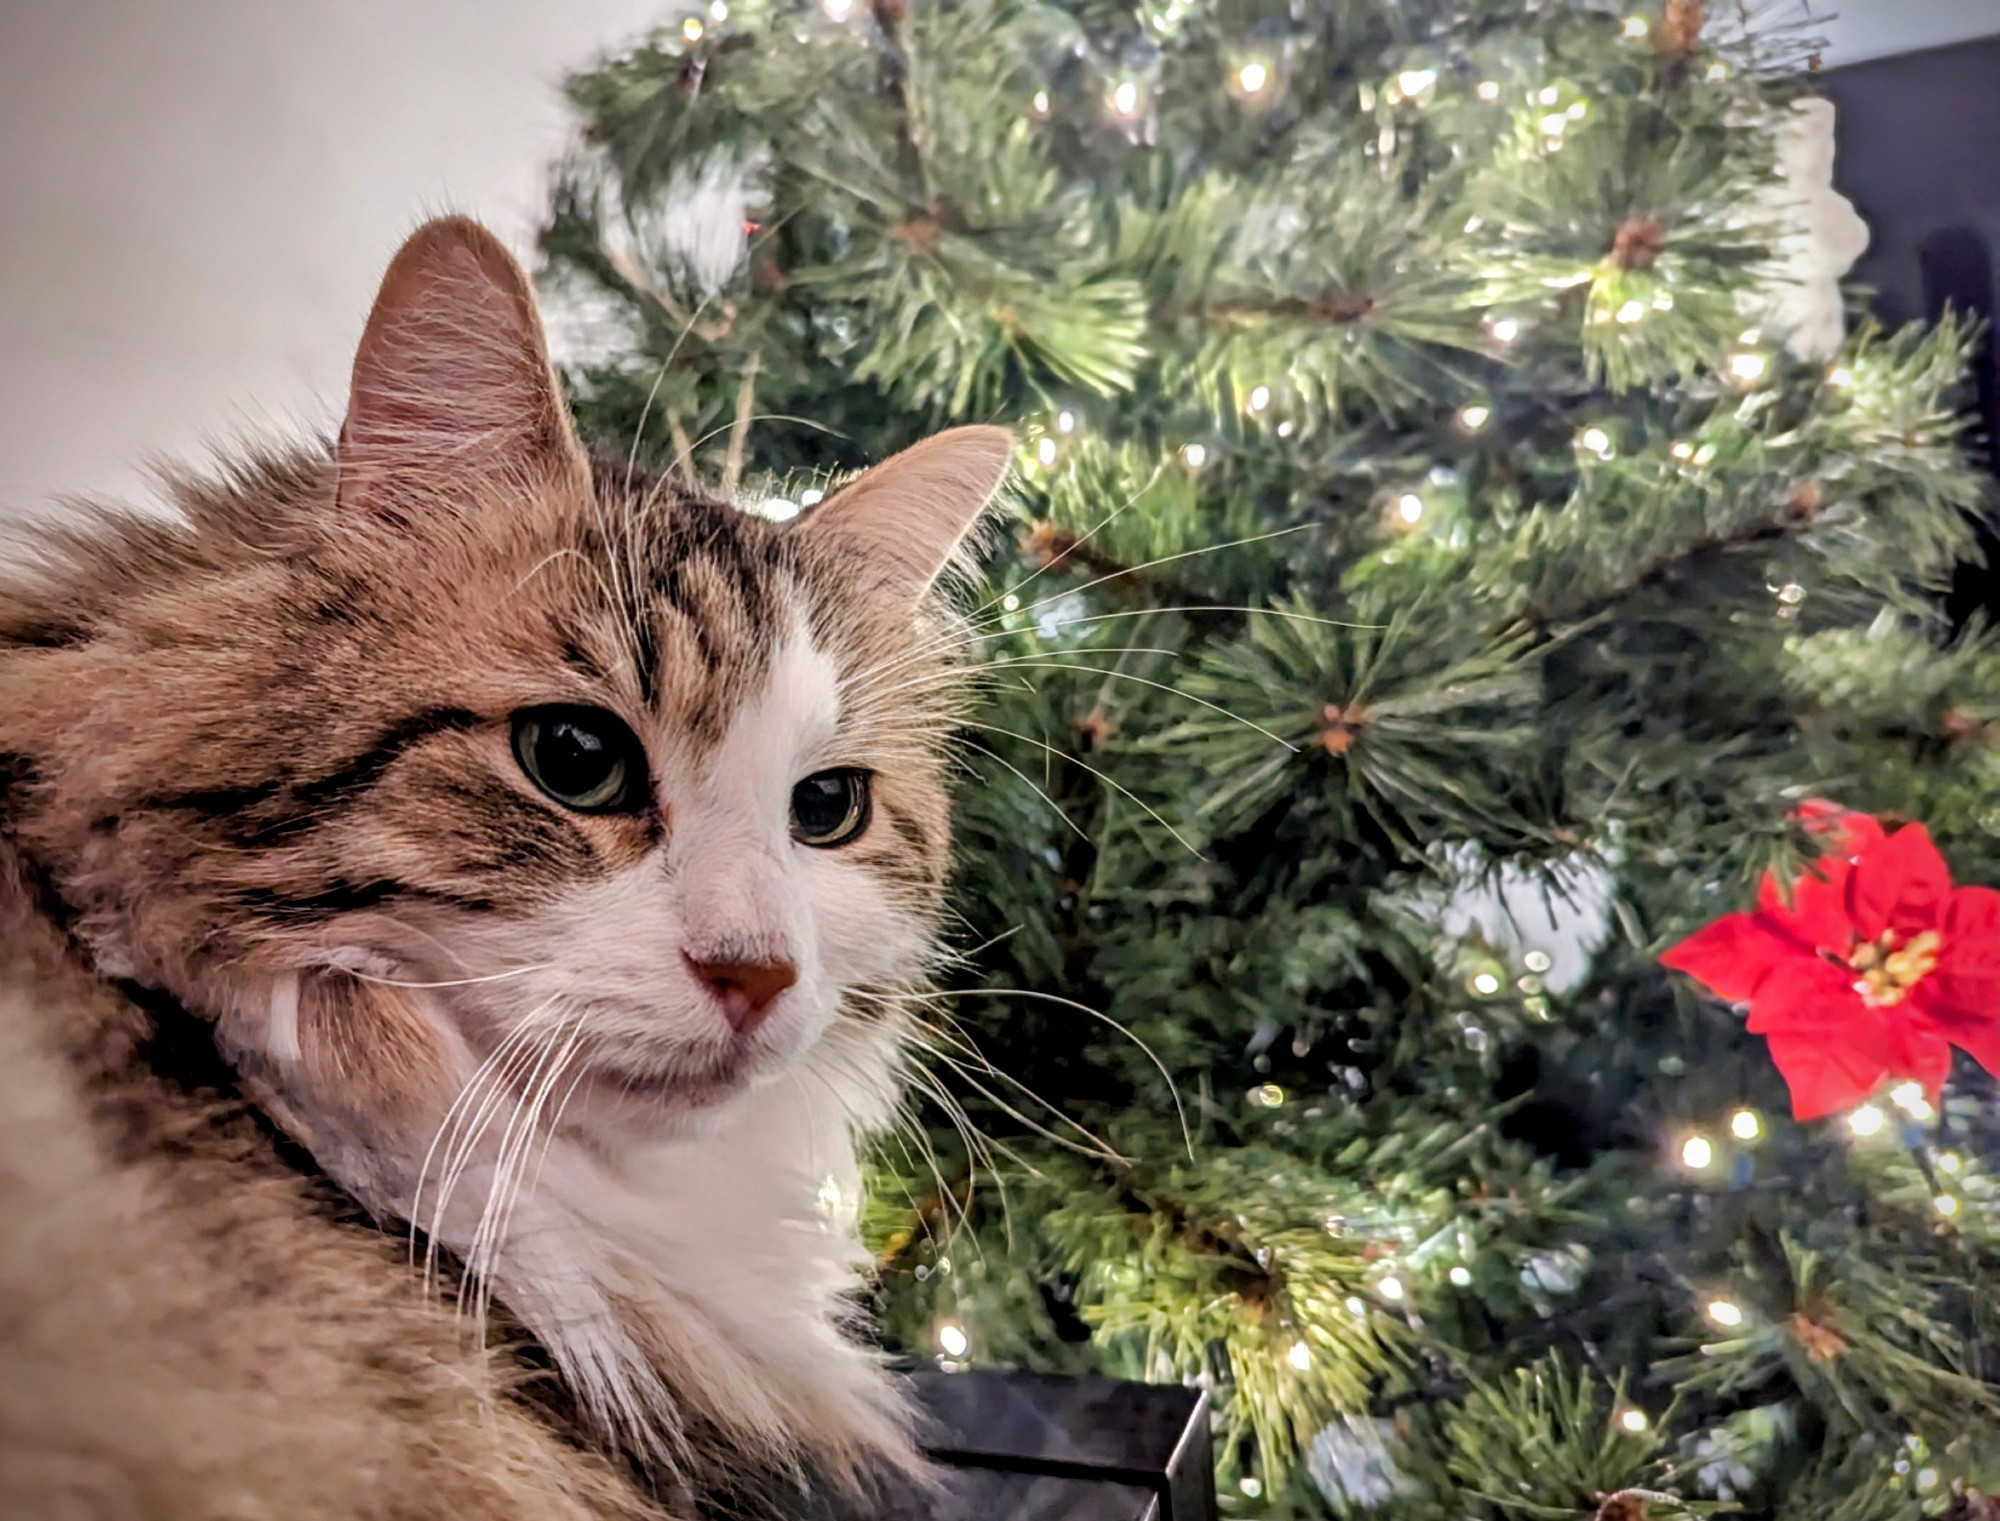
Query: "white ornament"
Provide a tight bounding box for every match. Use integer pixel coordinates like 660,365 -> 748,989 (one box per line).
1742,98 -> 1869,362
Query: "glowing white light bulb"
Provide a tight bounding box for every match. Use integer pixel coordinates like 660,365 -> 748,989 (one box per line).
1848,1104 -> 1886,1137
1938,1151 -> 1962,1174
1935,1194 -> 1960,1217
1706,60 -> 1729,81
1477,80 -> 1501,102
1731,1109 -> 1761,1140
1397,68 -> 1437,98
1670,441 -> 1695,461
1729,351 -> 1768,384
1889,1081 -> 1927,1115
1250,1082 -> 1285,1108
1031,89 -> 1052,118
1579,427 -> 1613,458
1828,365 -> 1854,388
1566,99 -> 1588,121
1681,1135 -> 1714,1170
1459,403 -> 1491,431
1378,1275 -> 1406,1301
1001,593 -> 1021,612
1652,290 -> 1675,312
1776,583 -> 1805,606
1616,300 -> 1647,325
1237,61 -> 1270,96
681,16 -> 705,41
1622,15 -> 1649,38
1240,1477 -> 1264,1499
1524,950 -> 1552,972
1056,408 -> 1078,434
1345,1295 -> 1367,1318
709,0 -> 729,19
760,498 -> 799,521
798,487 -> 824,507
1036,437 -> 1058,467
1489,317 -> 1520,344
1287,1340 -> 1312,1370
1537,85 -> 1561,106
1247,385 -> 1272,414
1620,1407 -> 1649,1432
1276,420 -> 1295,438
1180,441 -> 1207,470
1397,492 -> 1425,524
1111,79 -> 1142,118
1471,972 -> 1501,996
937,1322 -> 969,1358
1449,1265 -> 1473,1286
823,0 -> 854,17
1539,112 -> 1570,136
1706,1298 -> 1744,1328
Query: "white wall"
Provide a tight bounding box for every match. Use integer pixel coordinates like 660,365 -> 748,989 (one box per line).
1,0 -> 1995,518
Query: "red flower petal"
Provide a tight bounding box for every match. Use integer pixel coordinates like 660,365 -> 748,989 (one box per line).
1759,857 -> 1857,954
1927,886 -> 2000,1022
1744,957 -> 1857,1035
1764,1033 -> 1886,1121
1661,913 -> 1800,1003
1847,824 -> 1951,942
1795,802 -> 1886,855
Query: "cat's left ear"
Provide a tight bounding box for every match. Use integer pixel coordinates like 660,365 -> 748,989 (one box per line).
336,216 -> 589,524
799,427 -> 1013,606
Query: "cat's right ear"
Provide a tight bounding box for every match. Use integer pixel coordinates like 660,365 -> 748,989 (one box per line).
335,216 -> 589,526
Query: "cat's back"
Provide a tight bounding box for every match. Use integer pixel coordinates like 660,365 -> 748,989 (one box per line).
0,916 -> 660,1521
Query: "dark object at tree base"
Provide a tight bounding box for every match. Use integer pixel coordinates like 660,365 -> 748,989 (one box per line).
816,1369 -> 1216,1520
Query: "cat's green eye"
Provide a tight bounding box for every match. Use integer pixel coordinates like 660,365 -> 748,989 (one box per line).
790,769 -> 871,848
511,705 -> 647,814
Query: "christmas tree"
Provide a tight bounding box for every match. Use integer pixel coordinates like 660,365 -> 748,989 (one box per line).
539,0 -> 2000,1513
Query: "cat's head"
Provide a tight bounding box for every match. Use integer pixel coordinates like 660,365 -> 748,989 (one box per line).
1,217 -> 1008,1471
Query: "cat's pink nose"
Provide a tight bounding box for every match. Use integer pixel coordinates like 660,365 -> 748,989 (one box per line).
685,953 -> 798,1034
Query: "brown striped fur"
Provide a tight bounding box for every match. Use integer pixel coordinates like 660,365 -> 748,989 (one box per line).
0,217 -> 1011,1518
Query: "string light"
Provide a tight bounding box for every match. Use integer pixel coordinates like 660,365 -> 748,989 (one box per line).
1001,593 -> 1021,612
1828,364 -> 1854,388
1537,85 -> 1561,106
1035,437 -> 1058,467
1378,1274 -> 1406,1301
822,0 -> 854,18
1111,79 -> 1142,118
1705,1298 -> 1745,1328
1935,1194 -> 1960,1217
709,0 -> 729,18
798,487 -> 825,507
1345,1295 -> 1368,1317
681,16 -> 705,41
1472,971 -> 1501,996
1848,1104 -> 1886,1137
1030,89 -> 1052,118
1889,1082 -> 1936,1121
1396,68 -> 1438,98
1539,112 -> 1570,136
1240,1477 -> 1264,1499
1056,408 -> 1078,434
1579,426 -> 1613,459
1397,492 -> 1425,524
1616,299 -> 1647,325
937,1322 -> 970,1358
1706,60 -> 1729,81
1619,1408 -> 1650,1432
1287,1340 -> 1313,1370
1487,316 -> 1521,344
1652,290 -> 1675,311
1250,1082 -> 1285,1108
1691,442 -> 1718,467
1236,60 -> 1270,96
1566,99 -> 1588,121
1681,1134 -> 1714,1170
1246,384 -> 1272,414
1477,80 -> 1501,102
1622,15 -> 1649,38
1670,441 -> 1695,461
1450,1265 -> 1473,1286
1731,1108 -> 1762,1140
1180,441 -> 1208,470
1276,420 -> 1296,438
1728,351 -> 1769,384
1524,950 -> 1552,972
1459,403 -> 1491,432
1938,1151 -> 1962,1174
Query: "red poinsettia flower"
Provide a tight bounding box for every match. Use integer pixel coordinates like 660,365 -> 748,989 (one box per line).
1661,807 -> 2000,1121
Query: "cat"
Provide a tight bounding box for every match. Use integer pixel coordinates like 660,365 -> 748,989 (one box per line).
0,215 -> 1011,1518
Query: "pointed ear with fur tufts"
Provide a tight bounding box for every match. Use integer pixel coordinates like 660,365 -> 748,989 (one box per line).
797,427 -> 1013,607
335,216 -> 590,526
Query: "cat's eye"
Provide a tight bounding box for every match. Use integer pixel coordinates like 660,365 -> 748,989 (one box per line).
511,705 -> 647,813
790,769 -> 872,848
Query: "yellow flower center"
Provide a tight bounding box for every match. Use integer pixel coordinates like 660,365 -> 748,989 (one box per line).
1847,929 -> 1942,1007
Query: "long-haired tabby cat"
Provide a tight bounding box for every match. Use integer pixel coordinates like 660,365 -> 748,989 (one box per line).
0,216 -> 1010,1518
